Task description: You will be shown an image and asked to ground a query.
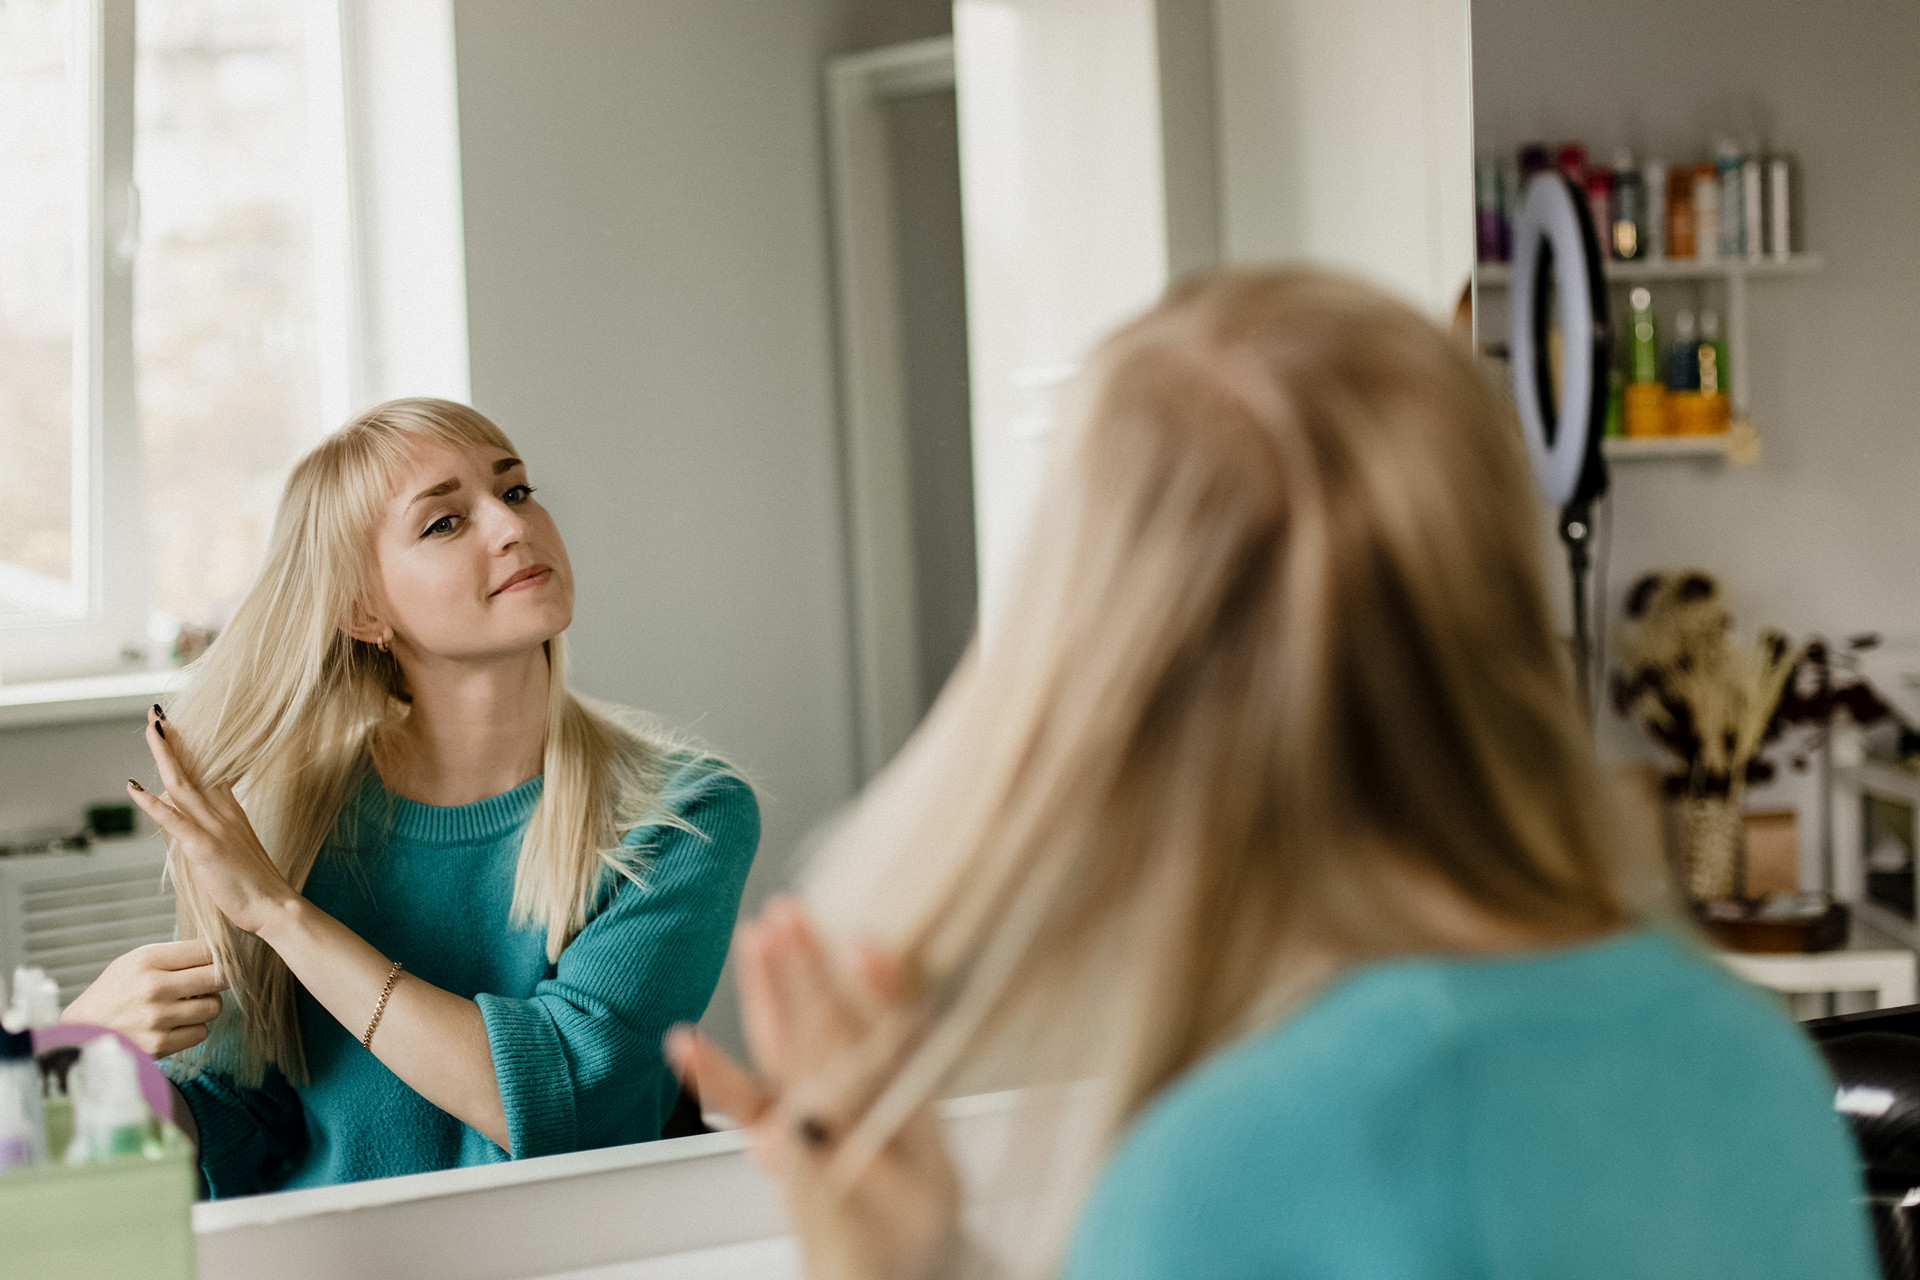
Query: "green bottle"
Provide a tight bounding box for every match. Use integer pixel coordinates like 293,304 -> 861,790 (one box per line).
1628,287 -> 1659,383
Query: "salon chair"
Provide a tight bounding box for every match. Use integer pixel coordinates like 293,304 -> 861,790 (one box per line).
1811,1005 -> 1920,1279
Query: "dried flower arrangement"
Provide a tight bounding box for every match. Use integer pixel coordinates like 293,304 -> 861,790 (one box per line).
1609,571 -> 1799,899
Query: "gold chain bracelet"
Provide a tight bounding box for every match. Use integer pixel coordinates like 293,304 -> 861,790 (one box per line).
362,959 -> 403,1050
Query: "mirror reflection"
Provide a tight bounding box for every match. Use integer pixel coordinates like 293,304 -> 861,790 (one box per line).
0,1 -> 1913,1277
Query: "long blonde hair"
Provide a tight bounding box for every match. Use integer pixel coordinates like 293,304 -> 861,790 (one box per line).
167,398 -> 679,1085
808,268 -> 1651,1244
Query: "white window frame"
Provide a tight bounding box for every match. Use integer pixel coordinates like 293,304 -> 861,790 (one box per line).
0,0 -> 143,683
0,0 -> 469,690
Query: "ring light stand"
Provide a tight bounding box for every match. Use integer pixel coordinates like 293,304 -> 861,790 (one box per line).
1508,172 -> 1612,711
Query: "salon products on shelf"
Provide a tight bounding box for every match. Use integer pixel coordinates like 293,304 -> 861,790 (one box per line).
1476,136 -> 1802,265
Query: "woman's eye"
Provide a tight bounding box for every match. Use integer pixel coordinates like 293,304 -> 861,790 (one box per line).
503,484 -> 535,505
422,514 -> 457,538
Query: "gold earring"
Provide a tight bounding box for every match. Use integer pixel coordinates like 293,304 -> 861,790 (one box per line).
376,635 -> 390,653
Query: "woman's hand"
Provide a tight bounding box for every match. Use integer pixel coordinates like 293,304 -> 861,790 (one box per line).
61,939 -> 227,1057
665,897 -> 961,1280
127,705 -> 298,936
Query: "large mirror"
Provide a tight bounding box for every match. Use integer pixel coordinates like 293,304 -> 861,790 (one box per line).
0,0 -> 1477,1229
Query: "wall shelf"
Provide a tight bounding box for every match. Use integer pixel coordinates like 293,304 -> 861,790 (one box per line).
1476,253 -> 1822,440
1476,253 -> 1824,288
1603,434 -> 1733,461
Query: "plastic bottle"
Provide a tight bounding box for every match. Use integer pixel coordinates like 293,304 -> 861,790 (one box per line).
1715,140 -> 1745,258
1693,164 -> 1719,262
1699,309 -> 1729,397
1610,150 -> 1645,259
1741,156 -> 1764,263
1623,288 -> 1667,437
1666,166 -> 1695,258
1668,310 -> 1700,391
1643,160 -> 1667,259
1584,167 -> 1613,256
0,1022 -> 47,1169
1476,153 -> 1502,263
65,1036 -> 152,1164
4,966 -> 61,1033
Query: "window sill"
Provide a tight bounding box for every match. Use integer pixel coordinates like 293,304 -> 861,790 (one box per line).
0,669 -> 189,730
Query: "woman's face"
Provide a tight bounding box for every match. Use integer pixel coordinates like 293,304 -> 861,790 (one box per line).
362,442 -> 575,663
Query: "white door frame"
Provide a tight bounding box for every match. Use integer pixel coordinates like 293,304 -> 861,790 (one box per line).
824,36 -> 957,780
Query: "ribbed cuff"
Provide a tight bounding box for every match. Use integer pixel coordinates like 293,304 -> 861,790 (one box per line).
477,992 -> 576,1159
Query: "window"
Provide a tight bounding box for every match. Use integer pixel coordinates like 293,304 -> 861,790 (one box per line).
0,0 -> 469,687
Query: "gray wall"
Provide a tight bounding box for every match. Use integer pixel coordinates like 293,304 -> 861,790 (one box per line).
1473,0 -> 1920,758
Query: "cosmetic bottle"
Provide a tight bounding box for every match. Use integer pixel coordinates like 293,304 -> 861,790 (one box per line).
1476,153 -> 1502,262
1742,156 -> 1764,263
1768,156 -> 1795,260
1643,160 -> 1667,259
1584,167 -> 1612,256
1715,141 -> 1745,259
1665,166 -> 1694,259
66,1036 -> 152,1164
1623,288 -> 1666,437
1556,142 -> 1588,187
1610,150 -> 1644,259
1693,164 -> 1719,262
0,1022 -> 47,1169
1668,310 -> 1699,392
6,966 -> 61,1032
1699,309 -> 1729,397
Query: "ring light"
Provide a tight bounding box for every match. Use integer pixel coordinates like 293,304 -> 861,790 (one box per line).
1508,172 -> 1610,510
1506,171 -> 1612,709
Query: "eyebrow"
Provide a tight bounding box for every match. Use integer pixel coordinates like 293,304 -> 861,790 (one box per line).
405,458 -> 524,510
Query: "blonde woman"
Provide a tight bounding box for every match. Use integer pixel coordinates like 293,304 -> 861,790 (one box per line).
62,399 -> 758,1196
667,270 -> 1874,1278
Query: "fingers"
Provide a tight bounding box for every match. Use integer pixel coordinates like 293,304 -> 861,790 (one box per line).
144,1023 -> 210,1059
126,780 -> 194,841
150,962 -> 227,1001
153,994 -> 224,1030
764,899 -> 861,1063
665,1025 -> 771,1128
138,939 -> 216,971
145,708 -> 213,824
737,918 -> 789,1082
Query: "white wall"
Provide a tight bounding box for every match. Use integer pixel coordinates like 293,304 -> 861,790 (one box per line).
1214,0 -> 1475,317
1473,1 -> 1920,832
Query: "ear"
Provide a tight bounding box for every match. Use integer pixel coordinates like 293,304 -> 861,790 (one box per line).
341,600 -> 387,646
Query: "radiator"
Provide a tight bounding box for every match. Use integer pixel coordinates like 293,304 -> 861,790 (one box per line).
0,838 -> 175,1007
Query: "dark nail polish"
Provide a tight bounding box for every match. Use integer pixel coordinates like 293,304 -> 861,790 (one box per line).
127,778 -> 145,792
151,703 -> 166,721
797,1115 -> 832,1148
153,720 -> 165,740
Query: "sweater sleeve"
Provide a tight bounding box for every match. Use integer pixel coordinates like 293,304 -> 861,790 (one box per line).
166,1062 -> 307,1199
475,762 -> 759,1159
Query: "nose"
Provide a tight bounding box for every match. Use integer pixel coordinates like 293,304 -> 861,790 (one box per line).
483,493 -> 532,553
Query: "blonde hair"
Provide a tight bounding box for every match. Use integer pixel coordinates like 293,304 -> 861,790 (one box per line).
807,268 -> 1647,1254
167,398 -> 679,1085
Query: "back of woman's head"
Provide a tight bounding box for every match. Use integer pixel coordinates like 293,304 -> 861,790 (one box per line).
809,267 -> 1640,1172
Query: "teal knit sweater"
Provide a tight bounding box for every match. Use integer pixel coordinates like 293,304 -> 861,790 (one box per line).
171,757 -> 758,1197
1065,928 -> 1874,1279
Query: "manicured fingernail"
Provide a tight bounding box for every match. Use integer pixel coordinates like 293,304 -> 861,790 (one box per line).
151,703 -> 166,721
127,778 -> 145,792
153,720 -> 165,739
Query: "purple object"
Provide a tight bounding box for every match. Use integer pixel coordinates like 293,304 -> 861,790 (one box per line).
32,1024 -> 176,1122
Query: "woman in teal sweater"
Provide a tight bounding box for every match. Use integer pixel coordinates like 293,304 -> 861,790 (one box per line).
61,398 -> 757,1196
667,270 -> 1876,1279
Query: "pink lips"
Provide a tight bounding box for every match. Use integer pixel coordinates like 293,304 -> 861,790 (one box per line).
490,564 -> 553,596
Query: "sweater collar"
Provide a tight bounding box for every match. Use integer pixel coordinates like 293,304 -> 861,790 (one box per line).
384,773 -> 545,844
